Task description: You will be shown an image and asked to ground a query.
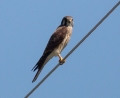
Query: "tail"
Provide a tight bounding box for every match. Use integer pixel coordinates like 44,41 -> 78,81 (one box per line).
32,52 -> 53,83
32,69 -> 42,83
32,56 -> 46,83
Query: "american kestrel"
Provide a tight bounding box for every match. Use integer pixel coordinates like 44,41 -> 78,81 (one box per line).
32,16 -> 74,82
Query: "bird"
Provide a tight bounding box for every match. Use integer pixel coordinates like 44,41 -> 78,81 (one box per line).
32,16 -> 74,82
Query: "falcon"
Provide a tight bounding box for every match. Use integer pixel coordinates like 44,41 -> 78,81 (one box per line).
32,16 -> 74,82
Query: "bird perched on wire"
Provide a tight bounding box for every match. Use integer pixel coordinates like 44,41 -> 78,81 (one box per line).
32,16 -> 74,82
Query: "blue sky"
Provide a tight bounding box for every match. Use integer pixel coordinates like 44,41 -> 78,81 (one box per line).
0,0 -> 120,98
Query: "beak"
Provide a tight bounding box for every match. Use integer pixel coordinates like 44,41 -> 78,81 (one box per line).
69,19 -> 72,23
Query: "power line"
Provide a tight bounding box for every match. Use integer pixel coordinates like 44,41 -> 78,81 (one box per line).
25,1 -> 120,98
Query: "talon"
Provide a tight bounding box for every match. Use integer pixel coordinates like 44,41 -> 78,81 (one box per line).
59,58 -> 66,65
58,54 -> 65,65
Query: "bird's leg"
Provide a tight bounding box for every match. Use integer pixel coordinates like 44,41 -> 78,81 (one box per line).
58,54 -> 65,65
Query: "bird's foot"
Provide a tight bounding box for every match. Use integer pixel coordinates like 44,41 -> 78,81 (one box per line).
59,58 -> 66,65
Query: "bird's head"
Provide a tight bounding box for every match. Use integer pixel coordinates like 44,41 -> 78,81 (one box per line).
61,16 -> 74,27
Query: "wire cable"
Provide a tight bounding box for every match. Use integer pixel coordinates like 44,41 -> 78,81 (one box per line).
25,1 -> 120,98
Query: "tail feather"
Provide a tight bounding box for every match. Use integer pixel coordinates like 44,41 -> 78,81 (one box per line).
31,64 -> 38,71
32,51 -> 53,82
32,69 -> 41,82
32,56 -> 46,83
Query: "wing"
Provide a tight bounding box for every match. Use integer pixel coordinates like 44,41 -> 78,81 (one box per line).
43,26 -> 68,55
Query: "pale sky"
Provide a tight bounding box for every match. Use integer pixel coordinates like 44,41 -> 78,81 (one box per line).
0,0 -> 120,98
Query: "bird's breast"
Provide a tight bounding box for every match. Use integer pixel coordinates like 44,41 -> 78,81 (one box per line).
54,26 -> 73,56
